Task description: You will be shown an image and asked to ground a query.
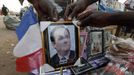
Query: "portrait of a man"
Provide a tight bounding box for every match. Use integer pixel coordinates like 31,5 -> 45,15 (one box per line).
48,25 -> 76,67
90,31 -> 103,55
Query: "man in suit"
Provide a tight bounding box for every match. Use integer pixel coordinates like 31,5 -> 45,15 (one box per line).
50,26 -> 76,67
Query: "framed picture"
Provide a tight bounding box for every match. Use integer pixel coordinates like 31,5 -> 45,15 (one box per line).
88,30 -> 104,57
80,32 -> 88,56
103,26 -> 117,35
42,21 -> 80,68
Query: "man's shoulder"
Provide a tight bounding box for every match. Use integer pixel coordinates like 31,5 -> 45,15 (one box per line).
70,50 -> 75,58
70,50 -> 75,54
51,53 -> 58,59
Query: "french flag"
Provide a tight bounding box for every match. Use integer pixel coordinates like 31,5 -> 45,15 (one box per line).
13,6 -> 44,72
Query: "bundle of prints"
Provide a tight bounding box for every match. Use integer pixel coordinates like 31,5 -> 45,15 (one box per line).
105,38 -> 134,73
86,62 -> 134,75
101,62 -> 133,75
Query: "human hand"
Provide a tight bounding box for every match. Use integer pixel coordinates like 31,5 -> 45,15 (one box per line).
64,0 -> 90,20
77,3 -> 98,21
28,0 -> 58,21
77,11 -> 111,27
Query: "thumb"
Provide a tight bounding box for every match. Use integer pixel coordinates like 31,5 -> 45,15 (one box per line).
78,10 -> 92,20
50,8 -> 58,21
78,16 -> 92,27
68,7 -> 79,20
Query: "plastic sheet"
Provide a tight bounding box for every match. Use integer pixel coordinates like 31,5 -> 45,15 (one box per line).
3,15 -> 20,30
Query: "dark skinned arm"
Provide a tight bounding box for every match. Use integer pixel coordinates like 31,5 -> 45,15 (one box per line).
64,0 -> 99,20
27,0 -> 58,21
78,11 -> 134,28
107,12 -> 134,28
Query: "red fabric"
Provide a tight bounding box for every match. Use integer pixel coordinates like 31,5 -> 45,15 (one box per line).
104,63 -> 125,75
16,48 -> 44,72
125,63 -> 134,71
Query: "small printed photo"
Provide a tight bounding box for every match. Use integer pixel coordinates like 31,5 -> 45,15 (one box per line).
90,30 -> 104,56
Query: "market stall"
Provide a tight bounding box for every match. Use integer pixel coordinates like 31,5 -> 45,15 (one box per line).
14,0 -> 134,75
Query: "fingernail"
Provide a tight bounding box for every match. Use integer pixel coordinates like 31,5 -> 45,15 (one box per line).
68,17 -> 72,20
53,18 -> 57,21
77,21 -> 81,26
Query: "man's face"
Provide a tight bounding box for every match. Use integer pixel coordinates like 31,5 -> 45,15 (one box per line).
53,27 -> 71,55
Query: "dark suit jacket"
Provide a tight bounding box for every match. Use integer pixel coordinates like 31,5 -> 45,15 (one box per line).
50,50 -> 76,67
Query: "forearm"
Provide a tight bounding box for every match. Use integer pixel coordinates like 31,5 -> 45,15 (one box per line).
107,12 -> 134,28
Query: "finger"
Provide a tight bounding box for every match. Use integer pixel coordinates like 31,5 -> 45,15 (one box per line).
64,4 -> 75,20
78,15 -> 92,27
77,10 -> 88,20
50,8 -> 58,21
68,7 -> 79,20
77,10 -> 92,20
52,9 -> 59,21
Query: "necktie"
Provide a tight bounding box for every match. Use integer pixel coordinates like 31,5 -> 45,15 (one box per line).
59,57 -> 67,64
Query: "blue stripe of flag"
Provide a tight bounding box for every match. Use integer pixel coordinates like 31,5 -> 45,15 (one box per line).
16,6 -> 38,41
